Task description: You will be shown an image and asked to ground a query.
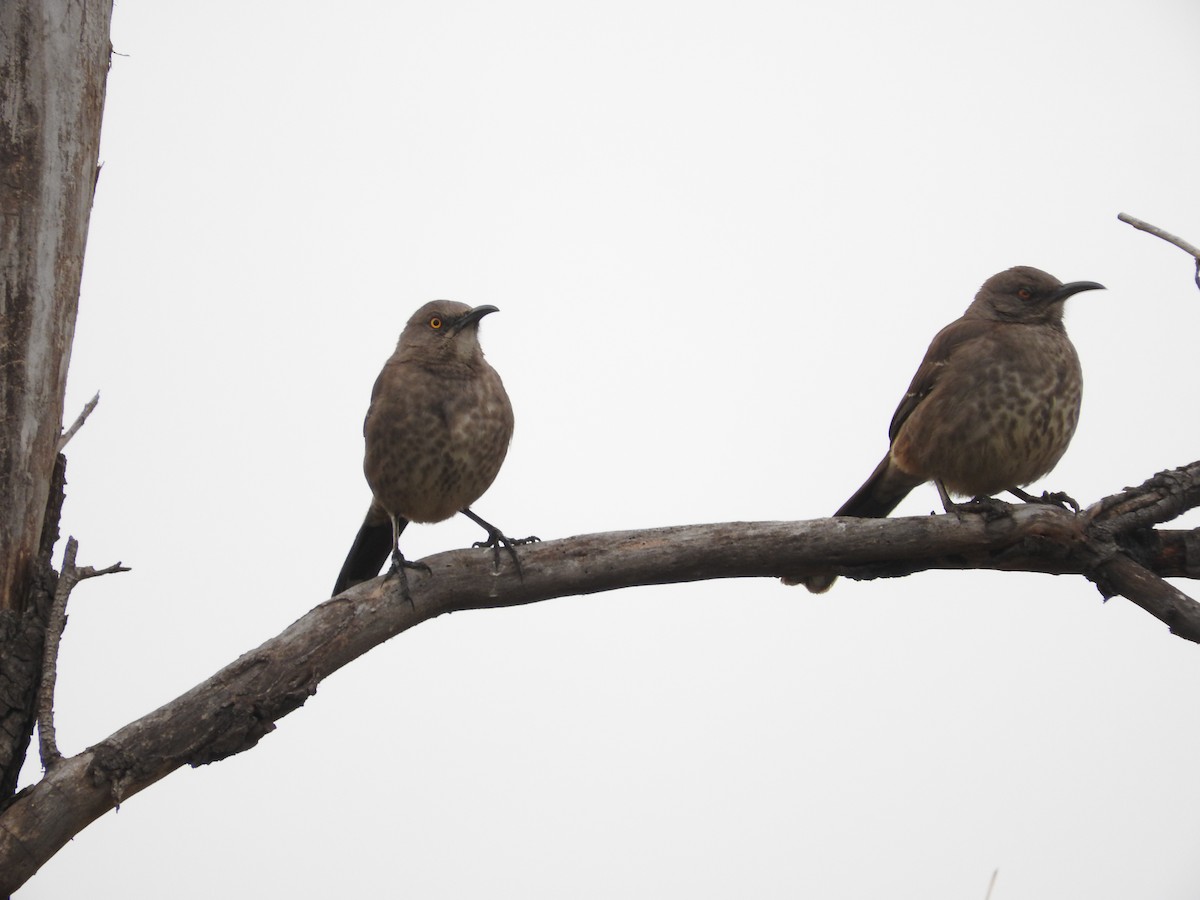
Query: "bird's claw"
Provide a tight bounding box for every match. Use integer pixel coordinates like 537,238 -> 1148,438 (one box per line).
1035,490 -> 1081,513
473,531 -> 540,577
1009,486 -> 1080,513
384,553 -> 430,606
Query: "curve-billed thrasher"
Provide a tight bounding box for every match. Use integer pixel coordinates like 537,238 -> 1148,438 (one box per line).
332,300 -> 535,598
787,265 -> 1104,593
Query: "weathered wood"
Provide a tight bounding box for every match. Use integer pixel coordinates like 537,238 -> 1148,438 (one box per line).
0,0 -> 111,613
1,461 -> 1198,893
0,453 -> 63,805
0,0 -> 114,812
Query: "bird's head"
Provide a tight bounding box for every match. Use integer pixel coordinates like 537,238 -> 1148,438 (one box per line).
970,266 -> 1105,324
396,300 -> 499,364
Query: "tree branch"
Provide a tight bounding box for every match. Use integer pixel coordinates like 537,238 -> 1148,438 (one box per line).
36,537 -> 129,770
1117,212 -> 1200,291
57,393 -> 99,453
1123,527 -> 1200,580
1092,554 -> 1200,640
1,460 -> 1198,893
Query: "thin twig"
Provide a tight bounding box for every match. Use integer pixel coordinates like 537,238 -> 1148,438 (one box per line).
76,562 -> 131,579
1118,212 -> 1200,259
57,392 -> 99,452
37,537 -> 129,770
1117,212 -> 1200,291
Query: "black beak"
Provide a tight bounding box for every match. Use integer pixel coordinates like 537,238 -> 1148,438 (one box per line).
451,304 -> 500,333
1050,281 -> 1106,303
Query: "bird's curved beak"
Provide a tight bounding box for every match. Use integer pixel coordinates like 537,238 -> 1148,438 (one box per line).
451,304 -> 500,333
1051,281 -> 1106,302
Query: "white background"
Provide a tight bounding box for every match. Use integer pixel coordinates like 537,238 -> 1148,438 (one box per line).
18,1 -> 1200,897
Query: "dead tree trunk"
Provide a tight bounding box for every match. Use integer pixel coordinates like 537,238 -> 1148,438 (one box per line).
0,0 -> 113,802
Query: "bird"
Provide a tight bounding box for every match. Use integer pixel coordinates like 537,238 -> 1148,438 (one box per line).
332,300 -> 536,598
786,265 -> 1105,593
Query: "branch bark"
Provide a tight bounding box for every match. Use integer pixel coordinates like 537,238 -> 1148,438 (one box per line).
0,454 -> 64,806
0,459 -> 1198,893
36,536 -> 128,769
1118,212 -> 1200,290
57,392 -> 99,452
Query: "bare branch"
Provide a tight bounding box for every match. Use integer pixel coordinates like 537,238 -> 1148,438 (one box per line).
1118,212 -> 1200,260
1092,554 -> 1200,642
36,537 -> 129,770
1118,212 -> 1200,291
1087,460 -> 1200,535
75,561 -> 129,580
2,460 -> 1199,892
1130,528 -> 1200,580
35,538 -> 75,771
57,393 -> 100,453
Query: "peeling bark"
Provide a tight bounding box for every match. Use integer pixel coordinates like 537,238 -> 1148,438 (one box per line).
0,454 -> 63,803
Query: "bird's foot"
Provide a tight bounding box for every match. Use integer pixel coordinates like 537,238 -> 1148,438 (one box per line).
461,508 -> 540,578
384,553 -> 431,606
1009,487 -> 1080,513
472,529 -> 540,577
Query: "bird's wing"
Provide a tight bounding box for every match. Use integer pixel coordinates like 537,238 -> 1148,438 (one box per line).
887,316 -> 993,443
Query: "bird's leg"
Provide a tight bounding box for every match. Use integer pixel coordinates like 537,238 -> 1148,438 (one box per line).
935,480 -> 956,513
460,508 -> 540,577
383,516 -> 429,605
1008,486 -> 1037,504
384,551 -> 432,604
1008,486 -> 1080,513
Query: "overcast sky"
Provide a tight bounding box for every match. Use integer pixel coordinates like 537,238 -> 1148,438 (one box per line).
17,0 -> 1200,897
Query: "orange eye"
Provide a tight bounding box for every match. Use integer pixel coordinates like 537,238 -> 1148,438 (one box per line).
1017,288 -> 1032,300
429,317 -> 443,329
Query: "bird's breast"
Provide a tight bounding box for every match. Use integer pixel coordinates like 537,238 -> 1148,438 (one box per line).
363,362 -> 515,523
891,326 -> 1082,496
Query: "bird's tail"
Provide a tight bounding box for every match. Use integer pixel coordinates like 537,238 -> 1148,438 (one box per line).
831,454 -> 920,519
332,503 -> 395,596
783,454 -> 922,593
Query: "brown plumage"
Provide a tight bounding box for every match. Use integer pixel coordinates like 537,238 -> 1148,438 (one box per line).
332,300 -> 534,597
788,266 -> 1104,593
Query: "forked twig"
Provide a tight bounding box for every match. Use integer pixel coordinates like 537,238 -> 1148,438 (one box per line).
37,537 -> 130,769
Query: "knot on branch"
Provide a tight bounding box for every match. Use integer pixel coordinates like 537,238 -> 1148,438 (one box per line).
187,680 -> 319,768
88,742 -> 145,807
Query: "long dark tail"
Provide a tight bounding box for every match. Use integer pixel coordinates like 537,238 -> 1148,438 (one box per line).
332,504 -> 399,596
784,454 -> 922,593
831,454 -> 921,520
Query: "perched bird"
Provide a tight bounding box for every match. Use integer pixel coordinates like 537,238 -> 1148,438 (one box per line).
787,265 -> 1104,593
332,300 -> 535,598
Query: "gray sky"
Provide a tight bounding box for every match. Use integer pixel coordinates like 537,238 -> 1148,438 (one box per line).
18,0 -> 1200,897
